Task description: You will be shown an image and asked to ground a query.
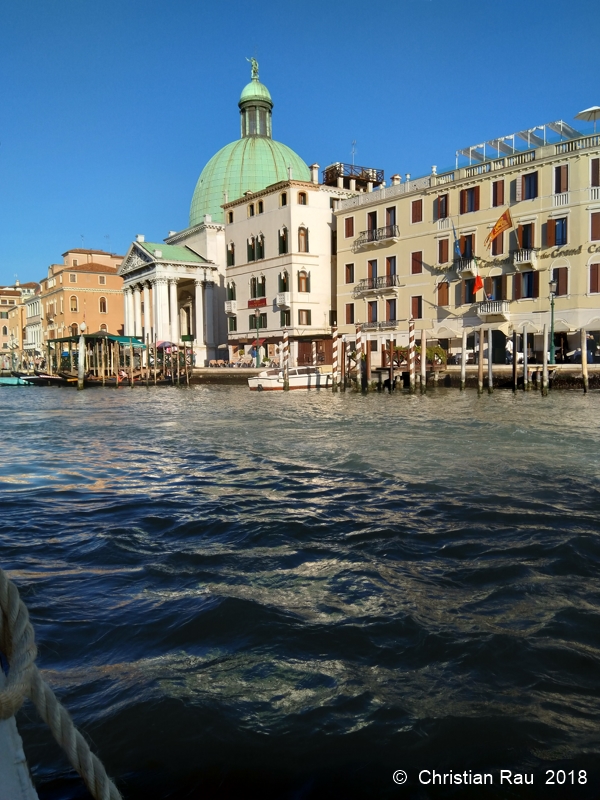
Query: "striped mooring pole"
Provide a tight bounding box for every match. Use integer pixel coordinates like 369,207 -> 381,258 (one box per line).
283,327 -> 289,391
355,324 -> 362,389
408,317 -> 416,393
332,326 -> 338,392
312,340 -> 317,367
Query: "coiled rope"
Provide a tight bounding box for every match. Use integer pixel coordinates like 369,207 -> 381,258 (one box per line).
0,567 -> 122,800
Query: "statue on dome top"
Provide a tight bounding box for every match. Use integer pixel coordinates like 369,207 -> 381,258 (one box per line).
246,56 -> 259,81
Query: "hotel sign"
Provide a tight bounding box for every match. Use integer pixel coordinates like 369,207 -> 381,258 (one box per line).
248,298 -> 267,308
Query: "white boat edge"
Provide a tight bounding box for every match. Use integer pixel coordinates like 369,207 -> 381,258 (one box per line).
248,366 -> 333,391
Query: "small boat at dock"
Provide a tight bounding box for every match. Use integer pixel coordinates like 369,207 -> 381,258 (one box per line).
248,366 -> 332,391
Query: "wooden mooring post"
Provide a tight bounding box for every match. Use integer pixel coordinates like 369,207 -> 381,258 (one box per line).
460,329 -> 467,391
388,338 -> 394,393
477,327 -> 484,395
512,330 -> 518,392
340,338 -> 346,392
420,329 -> 427,394
332,326 -> 338,393
581,327 -> 589,393
542,323 -> 549,396
523,324 -> 529,391
487,326 -> 493,393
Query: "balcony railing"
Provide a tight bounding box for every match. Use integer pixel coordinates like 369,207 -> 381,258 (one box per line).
354,224 -> 400,248
478,300 -> 510,319
454,258 -> 478,277
224,300 -> 237,315
354,275 -> 400,295
553,192 -> 570,206
360,320 -> 398,332
276,291 -> 291,309
590,186 -> 600,201
437,217 -> 450,230
513,248 -> 539,269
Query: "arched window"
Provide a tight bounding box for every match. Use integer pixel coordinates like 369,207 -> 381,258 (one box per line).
70,296 -> 78,312
100,324 -> 107,332
258,200 -> 264,214
2,326 -> 7,336
70,324 -> 78,336
247,237 -> 256,262
227,282 -> 236,301
298,227 -> 309,253
279,271 -> 289,292
99,297 -> 107,313
256,234 -> 265,260
248,203 -> 255,217
278,227 -> 288,255
298,192 -> 307,205
227,242 -> 235,267
250,276 -> 266,299
280,192 -> 287,207
298,271 -> 310,293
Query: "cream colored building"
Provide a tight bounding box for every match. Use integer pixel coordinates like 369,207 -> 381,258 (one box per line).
336,120 -> 600,363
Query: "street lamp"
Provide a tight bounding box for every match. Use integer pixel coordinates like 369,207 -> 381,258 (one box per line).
254,307 -> 261,368
549,276 -> 557,365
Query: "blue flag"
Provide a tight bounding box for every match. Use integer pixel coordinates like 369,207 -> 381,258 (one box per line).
452,220 -> 462,259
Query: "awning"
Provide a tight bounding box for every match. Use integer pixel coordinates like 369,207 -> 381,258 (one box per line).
251,338 -> 266,346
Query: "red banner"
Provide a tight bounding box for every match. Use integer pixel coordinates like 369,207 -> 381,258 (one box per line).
484,209 -> 513,249
248,298 -> 267,308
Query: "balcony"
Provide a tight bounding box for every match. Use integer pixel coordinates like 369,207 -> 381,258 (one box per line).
553,192 -> 570,207
360,320 -> 398,332
478,300 -> 510,321
513,248 -> 539,270
354,224 -> 400,250
590,186 -> 600,201
437,217 -> 450,231
224,300 -> 237,315
454,258 -> 478,278
276,291 -> 290,309
353,274 -> 400,297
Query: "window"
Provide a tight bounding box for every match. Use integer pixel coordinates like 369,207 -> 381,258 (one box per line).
248,203 -> 255,217
227,211 -> 234,224
1,325 -> 7,336
411,251 -> 423,275
460,187 -> 480,214
227,243 -> 235,267
298,192 -> 307,205
460,233 -> 475,259
462,278 -> 475,305
247,237 -> 255,262
386,256 -> 396,276
298,271 -> 310,292
69,273 -> 77,283
298,227 -> 309,253
590,263 -> 600,293
411,296 -> 422,319
437,281 -> 449,307
70,296 -> 78,312
280,192 -> 287,207
492,180 -> 504,207
386,206 -> 396,227
298,309 -> 311,325
99,297 -> 107,313
256,234 -> 265,260
227,282 -> 236,301
100,324 -> 107,332
485,275 -> 505,301
518,171 -> 538,201
553,266 -> 568,297
345,263 -> 354,283
278,227 -> 288,254
278,272 -> 289,292
280,310 -> 290,326
345,303 -> 354,324
367,300 -> 377,323
592,158 -> 600,187
367,259 -> 377,282
438,238 -> 449,264
344,217 -> 354,238
248,313 -> 267,329
411,199 -> 423,223
514,270 -> 539,300
436,194 -> 448,219
250,276 -> 266,298
70,324 -> 78,336
0,311 -> 7,319
491,231 -> 504,256
591,212 -> 600,241
72,259 -> 78,266
554,165 -> 568,194
386,298 -> 396,321
555,218 -> 567,246
517,223 -> 534,249
228,316 -> 237,332
258,200 -> 264,214
98,275 -> 106,285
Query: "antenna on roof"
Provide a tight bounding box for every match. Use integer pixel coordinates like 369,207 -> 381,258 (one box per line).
351,140 -> 357,166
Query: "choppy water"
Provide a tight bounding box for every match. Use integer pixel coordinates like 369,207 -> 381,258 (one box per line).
2,385 -> 600,799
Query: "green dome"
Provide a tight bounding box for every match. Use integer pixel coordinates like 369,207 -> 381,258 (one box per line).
239,79 -> 272,107
189,138 -> 310,226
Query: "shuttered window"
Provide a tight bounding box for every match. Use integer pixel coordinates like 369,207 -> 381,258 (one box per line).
547,218 -> 556,247
411,251 -> 423,274
590,263 -> 600,294
460,187 -> 480,214
591,212 -> 600,241
522,172 -> 538,200
436,194 -> 448,219
344,217 -> 354,238
411,199 -> 423,223
491,231 -> 503,256
437,282 -> 449,306
514,273 -> 522,300
345,303 -> 354,324
492,180 -> 504,207
345,263 -> 354,283
591,158 -> 600,187
553,266 -> 568,296
554,165 -> 568,194
411,296 -> 422,319
368,301 -> 377,323
438,238 -> 449,264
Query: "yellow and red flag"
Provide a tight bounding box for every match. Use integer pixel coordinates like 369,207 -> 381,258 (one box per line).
484,209 -> 513,250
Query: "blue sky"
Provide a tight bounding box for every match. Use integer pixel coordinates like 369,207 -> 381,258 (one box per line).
1,0 -> 599,285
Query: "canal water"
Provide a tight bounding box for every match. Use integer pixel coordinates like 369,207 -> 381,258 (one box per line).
1,386 -> 600,800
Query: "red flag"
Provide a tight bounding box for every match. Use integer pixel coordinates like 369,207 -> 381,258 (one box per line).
473,275 -> 484,294
484,209 -> 513,249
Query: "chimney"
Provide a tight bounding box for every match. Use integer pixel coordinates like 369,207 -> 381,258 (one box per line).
391,174 -> 401,186
204,214 -> 212,224
310,163 -> 320,184
136,234 -> 145,243
154,249 -> 162,258
287,166 -> 293,181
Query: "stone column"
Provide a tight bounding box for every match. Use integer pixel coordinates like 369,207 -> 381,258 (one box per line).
125,287 -> 135,337
122,287 -> 130,336
194,279 -> 205,345
151,279 -> 160,341
133,285 -> 142,338
142,283 -> 151,340
204,280 -> 215,347
169,278 -> 179,343
158,278 -> 170,341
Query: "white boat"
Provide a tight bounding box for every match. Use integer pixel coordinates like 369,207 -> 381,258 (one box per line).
248,366 -> 332,391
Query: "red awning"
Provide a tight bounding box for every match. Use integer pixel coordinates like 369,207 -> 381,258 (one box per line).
251,338 -> 266,346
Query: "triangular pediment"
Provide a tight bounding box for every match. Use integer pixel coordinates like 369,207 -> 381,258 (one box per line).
118,243 -> 153,276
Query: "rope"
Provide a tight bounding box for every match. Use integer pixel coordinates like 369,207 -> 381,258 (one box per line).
0,568 -> 122,800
